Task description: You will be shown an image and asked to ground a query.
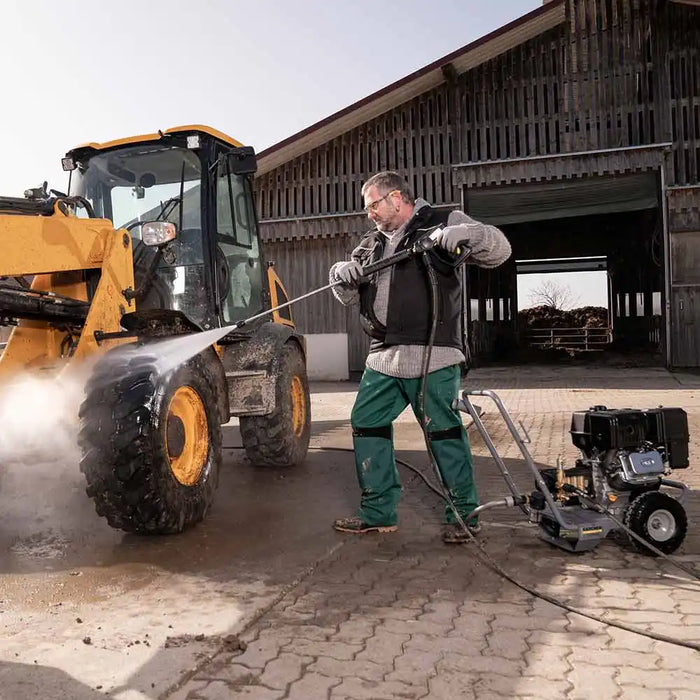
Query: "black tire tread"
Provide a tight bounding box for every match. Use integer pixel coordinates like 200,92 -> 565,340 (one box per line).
624,490 -> 688,556
79,349 -> 221,534
240,343 -> 311,468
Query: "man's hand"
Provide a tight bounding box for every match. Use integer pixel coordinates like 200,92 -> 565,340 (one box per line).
335,260 -> 364,286
432,225 -> 468,254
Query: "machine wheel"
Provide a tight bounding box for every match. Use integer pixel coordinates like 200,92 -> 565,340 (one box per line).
624,491 -> 687,556
240,342 -> 310,467
78,349 -> 221,534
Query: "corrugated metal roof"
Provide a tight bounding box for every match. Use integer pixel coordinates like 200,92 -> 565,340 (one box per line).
256,0 -> 565,176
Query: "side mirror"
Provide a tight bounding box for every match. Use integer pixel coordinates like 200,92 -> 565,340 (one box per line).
142,221 -> 177,247
227,147 -> 257,175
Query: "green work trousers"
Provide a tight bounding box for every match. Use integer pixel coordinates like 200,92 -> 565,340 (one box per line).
350,366 -> 478,526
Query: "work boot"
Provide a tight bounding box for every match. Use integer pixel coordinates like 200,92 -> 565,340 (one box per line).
333,516 -> 398,534
441,521 -> 481,544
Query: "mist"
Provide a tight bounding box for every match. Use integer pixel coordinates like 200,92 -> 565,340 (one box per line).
0,369 -> 91,466
0,324 -> 235,469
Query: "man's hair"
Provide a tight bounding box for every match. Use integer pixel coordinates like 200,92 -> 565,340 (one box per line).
361,171 -> 414,204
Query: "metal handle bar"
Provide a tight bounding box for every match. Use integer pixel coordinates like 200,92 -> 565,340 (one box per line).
455,389 -> 575,527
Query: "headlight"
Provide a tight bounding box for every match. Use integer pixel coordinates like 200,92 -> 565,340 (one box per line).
141,221 -> 177,246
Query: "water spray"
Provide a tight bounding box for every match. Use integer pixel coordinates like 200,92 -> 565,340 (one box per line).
128,229 -> 447,375
0,232 -> 442,466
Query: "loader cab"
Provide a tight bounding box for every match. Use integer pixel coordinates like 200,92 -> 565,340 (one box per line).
65,126 -> 268,331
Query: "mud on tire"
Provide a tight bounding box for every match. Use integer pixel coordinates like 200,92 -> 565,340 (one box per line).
78,348 -> 221,534
240,342 -> 310,467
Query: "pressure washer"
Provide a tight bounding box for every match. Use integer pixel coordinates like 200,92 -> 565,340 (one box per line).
232,226 -> 692,561
220,222 -> 699,652
455,390 -> 691,556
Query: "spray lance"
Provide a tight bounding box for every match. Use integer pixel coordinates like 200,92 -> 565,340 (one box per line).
223,224 -> 477,540
94,227 -> 450,352
96,227 -> 468,354
223,227 -> 459,333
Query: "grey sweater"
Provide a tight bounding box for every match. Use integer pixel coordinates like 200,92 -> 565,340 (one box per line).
330,200 -> 511,378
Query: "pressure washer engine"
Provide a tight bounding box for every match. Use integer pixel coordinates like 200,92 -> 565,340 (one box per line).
455,392 -> 691,555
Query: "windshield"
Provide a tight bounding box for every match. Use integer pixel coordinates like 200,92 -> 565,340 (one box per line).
71,143 -> 201,229
71,144 -> 210,327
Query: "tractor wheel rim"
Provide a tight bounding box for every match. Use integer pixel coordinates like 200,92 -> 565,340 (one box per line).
167,386 -> 209,486
647,508 -> 675,542
290,375 -> 306,437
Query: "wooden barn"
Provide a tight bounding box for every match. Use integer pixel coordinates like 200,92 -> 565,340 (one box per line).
254,0 -> 700,378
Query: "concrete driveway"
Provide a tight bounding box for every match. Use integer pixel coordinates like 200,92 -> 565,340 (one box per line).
1,365 -> 700,699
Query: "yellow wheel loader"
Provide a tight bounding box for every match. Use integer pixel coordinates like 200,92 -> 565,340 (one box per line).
0,125 -> 311,534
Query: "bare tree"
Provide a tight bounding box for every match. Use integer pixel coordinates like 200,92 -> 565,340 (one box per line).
527,279 -> 580,310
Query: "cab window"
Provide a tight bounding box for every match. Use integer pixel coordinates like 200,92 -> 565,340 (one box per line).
216,162 -> 264,323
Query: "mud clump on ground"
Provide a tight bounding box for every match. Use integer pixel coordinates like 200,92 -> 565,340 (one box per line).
164,633 -> 247,652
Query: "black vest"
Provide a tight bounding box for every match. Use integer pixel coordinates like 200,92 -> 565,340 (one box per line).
356,205 -> 463,349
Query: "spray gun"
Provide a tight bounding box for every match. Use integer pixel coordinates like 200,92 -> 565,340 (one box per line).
228,227 -> 457,332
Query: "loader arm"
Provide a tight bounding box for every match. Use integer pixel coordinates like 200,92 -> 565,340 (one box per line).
0,201 -> 135,375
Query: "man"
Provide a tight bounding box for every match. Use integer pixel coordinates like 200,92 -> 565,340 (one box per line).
329,171 -> 511,544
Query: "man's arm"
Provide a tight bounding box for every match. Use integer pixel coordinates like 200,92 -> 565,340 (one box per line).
436,210 -> 511,268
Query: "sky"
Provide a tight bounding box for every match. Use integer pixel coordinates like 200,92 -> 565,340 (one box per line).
517,271 -> 609,310
3,0 -> 607,309
2,0 -> 540,196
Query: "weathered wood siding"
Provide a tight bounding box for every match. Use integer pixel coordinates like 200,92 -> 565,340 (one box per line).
262,232 -> 354,335
257,87 -> 458,224
669,185 -> 700,366
452,0 -> 699,185
665,2 -> 700,187
255,0 -> 700,369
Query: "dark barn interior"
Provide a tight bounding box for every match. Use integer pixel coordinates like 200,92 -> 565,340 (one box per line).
465,171 -> 665,364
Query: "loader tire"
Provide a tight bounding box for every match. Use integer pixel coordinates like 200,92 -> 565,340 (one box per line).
78,349 -> 221,534
240,342 -> 310,467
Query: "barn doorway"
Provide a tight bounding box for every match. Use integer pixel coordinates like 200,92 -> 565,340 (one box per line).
463,169 -> 666,365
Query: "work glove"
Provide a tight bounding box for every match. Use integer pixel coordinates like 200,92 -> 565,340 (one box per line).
334,260 -> 364,287
432,225 -> 469,254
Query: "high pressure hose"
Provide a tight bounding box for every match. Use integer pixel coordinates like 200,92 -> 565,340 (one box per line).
314,444 -> 700,651
416,251 -> 473,536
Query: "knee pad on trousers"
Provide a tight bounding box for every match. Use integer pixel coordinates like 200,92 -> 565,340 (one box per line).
428,426 -> 463,441
352,425 -> 392,439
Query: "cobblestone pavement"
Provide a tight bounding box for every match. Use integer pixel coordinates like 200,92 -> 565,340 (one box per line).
168,366 -> 700,700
